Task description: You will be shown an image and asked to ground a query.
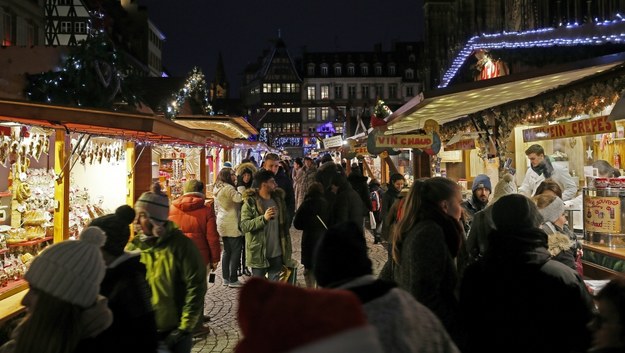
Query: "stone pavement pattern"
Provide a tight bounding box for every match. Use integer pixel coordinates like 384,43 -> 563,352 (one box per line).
191,226 -> 389,353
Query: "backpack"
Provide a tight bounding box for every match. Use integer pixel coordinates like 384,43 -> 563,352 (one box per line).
370,190 -> 381,213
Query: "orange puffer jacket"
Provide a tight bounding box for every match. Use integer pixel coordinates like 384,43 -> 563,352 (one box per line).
169,192 -> 221,265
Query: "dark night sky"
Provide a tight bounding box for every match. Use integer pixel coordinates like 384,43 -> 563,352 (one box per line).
138,0 -> 424,97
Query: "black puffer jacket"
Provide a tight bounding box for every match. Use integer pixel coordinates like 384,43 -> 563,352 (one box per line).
330,182 -> 366,231
293,191 -> 330,269
459,228 -> 593,353
348,171 -> 372,213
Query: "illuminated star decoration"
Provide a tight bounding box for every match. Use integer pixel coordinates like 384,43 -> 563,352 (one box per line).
586,145 -> 594,160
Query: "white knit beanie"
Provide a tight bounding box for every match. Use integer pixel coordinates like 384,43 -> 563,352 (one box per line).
24,227 -> 106,308
491,173 -> 518,204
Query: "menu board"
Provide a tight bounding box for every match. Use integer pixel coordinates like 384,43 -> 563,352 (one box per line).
584,195 -> 621,233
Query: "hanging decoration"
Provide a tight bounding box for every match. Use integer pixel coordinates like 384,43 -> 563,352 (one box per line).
165,67 -> 213,120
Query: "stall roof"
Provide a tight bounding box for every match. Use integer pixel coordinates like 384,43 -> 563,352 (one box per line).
174,115 -> 258,139
386,52 -> 625,134
0,99 -> 207,145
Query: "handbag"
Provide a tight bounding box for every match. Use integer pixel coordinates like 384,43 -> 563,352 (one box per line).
369,211 -> 377,230
278,265 -> 298,285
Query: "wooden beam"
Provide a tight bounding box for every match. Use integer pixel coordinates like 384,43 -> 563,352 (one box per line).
53,129 -> 69,243
200,148 -> 207,188
363,159 -> 374,178
125,141 -> 135,207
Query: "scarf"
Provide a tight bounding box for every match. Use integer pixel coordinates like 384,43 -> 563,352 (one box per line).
530,157 -> 554,178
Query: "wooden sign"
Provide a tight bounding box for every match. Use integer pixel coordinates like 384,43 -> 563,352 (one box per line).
323,135 -> 343,148
522,116 -> 615,142
352,146 -> 368,155
375,133 -> 433,149
445,139 -> 476,151
584,195 -> 621,233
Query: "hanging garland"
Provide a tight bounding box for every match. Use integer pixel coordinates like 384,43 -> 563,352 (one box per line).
439,73 -> 625,162
165,67 -> 213,119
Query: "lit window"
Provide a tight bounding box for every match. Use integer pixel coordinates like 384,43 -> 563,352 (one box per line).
307,86 -> 316,100
263,83 -> 271,93
321,107 -> 329,120
321,85 -> 329,100
307,108 -> 317,121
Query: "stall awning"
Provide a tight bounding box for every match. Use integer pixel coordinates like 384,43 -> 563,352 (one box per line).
0,99 -> 207,145
386,53 -> 625,134
174,115 -> 258,140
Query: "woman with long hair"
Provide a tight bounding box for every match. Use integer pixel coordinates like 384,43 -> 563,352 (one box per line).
382,177 -> 465,343
213,167 -> 244,287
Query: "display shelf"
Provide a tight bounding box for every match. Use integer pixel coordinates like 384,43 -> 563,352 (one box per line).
6,236 -> 53,248
0,282 -> 27,326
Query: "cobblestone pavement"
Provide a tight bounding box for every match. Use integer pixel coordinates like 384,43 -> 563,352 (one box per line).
191,226 -> 389,353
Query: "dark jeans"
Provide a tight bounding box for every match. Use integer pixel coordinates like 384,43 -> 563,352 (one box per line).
251,255 -> 283,281
222,236 -> 244,283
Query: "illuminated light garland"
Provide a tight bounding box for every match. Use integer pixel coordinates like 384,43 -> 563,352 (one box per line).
439,18 -> 625,88
166,67 -> 213,119
274,137 -> 303,148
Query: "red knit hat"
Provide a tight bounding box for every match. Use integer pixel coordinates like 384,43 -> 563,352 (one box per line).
235,278 -> 368,353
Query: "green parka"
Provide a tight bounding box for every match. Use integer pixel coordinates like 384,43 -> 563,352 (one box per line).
240,188 -> 295,269
127,222 -> 206,333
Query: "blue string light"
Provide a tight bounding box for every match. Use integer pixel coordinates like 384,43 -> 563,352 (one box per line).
439,18 -> 625,88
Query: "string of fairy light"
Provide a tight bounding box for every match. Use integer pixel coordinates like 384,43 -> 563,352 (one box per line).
166,67 -> 213,119
439,17 -> 625,88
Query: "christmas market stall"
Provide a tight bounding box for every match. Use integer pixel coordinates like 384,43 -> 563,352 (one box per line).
0,99 -> 207,323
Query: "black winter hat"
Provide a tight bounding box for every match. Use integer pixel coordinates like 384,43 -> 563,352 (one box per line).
492,194 -> 543,232
89,205 -> 136,256
313,222 -> 372,287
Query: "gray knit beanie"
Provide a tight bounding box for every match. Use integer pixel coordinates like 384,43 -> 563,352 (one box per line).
24,227 -> 106,308
538,196 -> 565,223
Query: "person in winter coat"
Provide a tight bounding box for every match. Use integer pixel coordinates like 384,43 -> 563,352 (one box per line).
315,222 -> 460,353
348,164 -> 373,212
459,194 -> 593,353
213,168 -> 244,288
518,144 -> 577,200
293,182 -> 330,287
329,172 -> 366,231
379,177 -> 465,345
128,183 -> 206,353
293,157 -> 306,210
466,173 -> 517,263
0,227 -> 112,353
380,173 -> 405,240
533,194 -> 580,273
369,179 -> 384,244
302,156 -> 317,197
89,205 -> 158,353
240,169 -> 295,280
461,174 -> 491,233
257,153 -> 296,226
235,162 -> 257,276
170,180 -> 221,271
588,277 -> 625,352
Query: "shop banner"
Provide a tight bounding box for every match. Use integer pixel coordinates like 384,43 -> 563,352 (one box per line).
584,195 -> 621,233
522,116 -> 615,142
375,133 -> 433,149
352,146 -> 368,155
323,135 -> 343,148
445,139 -> 476,151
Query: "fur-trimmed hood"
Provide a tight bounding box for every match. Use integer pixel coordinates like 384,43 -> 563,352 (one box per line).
548,232 -> 574,257
236,162 -> 257,176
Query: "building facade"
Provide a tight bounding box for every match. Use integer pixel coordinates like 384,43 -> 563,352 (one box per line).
0,0 -> 45,47
301,42 -> 422,143
240,38 -> 304,156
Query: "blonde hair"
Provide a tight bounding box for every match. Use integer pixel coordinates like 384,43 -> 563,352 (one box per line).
532,193 -> 557,210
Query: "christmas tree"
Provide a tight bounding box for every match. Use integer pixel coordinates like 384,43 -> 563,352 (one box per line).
24,33 -> 140,109
370,99 -> 392,128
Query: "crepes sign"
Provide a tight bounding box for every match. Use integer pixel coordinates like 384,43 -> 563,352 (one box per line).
522,116 -> 615,142
375,134 -> 433,149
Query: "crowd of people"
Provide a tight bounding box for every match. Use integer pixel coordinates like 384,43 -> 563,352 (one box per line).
2,147 -> 625,353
